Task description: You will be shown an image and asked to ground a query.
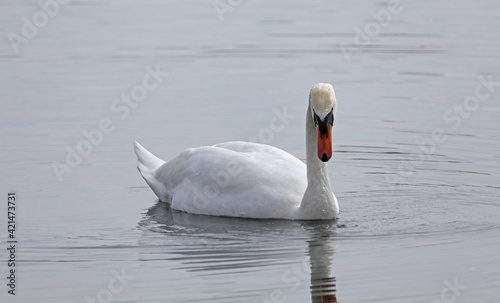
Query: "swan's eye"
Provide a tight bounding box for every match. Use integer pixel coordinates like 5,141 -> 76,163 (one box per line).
314,112 -> 321,125
327,109 -> 334,125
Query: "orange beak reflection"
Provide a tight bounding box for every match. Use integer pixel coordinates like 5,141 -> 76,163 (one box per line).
317,124 -> 332,162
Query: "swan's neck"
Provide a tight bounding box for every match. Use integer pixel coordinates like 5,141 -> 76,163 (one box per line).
297,104 -> 338,220
305,105 -> 330,186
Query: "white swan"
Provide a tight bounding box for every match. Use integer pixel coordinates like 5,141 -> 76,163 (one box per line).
134,83 -> 339,220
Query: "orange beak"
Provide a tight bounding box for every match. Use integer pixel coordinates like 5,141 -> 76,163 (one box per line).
317,123 -> 332,162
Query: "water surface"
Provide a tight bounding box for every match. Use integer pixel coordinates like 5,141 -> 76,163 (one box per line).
1,1 -> 499,302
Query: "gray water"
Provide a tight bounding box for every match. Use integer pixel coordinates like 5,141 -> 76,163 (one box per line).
1,1 -> 500,302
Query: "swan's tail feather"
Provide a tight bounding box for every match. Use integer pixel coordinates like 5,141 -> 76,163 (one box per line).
134,142 -> 165,174
134,142 -> 167,200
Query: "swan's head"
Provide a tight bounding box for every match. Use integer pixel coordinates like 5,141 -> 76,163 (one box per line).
309,83 -> 337,162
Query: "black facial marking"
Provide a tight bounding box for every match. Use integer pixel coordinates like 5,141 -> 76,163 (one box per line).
314,109 -> 334,136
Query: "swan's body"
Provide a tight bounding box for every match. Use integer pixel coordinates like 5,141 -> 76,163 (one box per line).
135,83 -> 339,220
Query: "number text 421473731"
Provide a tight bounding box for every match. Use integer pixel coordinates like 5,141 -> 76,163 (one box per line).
7,192 -> 17,296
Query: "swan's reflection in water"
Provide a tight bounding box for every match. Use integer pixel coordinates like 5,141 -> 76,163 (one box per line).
140,201 -> 338,302
312,277 -> 337,303
306,223 -> 337,303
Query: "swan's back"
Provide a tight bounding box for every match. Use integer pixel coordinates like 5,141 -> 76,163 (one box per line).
135,141 -> 307,219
